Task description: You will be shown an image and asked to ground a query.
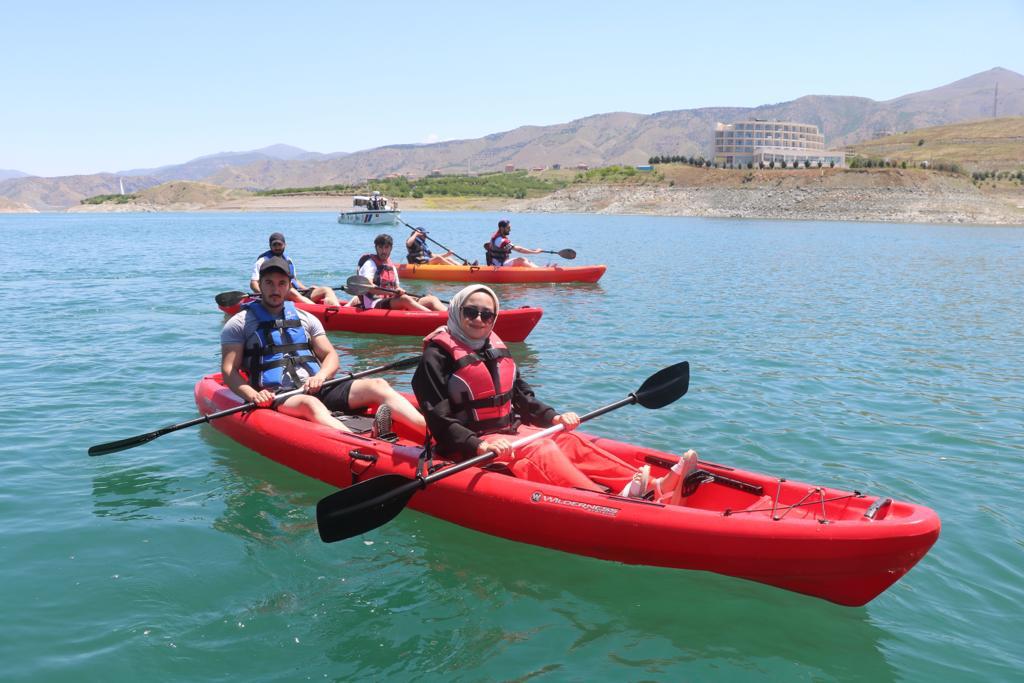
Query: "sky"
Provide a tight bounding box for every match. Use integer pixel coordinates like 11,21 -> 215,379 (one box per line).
3,0 -> 1023,178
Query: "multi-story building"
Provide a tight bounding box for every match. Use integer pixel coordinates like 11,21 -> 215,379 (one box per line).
713,120 -> 845,168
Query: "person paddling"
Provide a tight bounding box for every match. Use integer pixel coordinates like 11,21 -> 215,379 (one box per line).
484,219 -> 544,267
411,284 -> 697,498
250,232 -> 340,306
357,234 -> 447,311
406,228 -> 459,266
223,255 -> 425,436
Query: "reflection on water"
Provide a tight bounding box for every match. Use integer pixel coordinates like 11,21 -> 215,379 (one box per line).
308,513 -> 896,680
91,464 -> 175,521
198,426 -> 326,545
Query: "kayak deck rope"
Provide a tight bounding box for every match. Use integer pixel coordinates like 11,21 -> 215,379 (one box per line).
723,479 -> 864,521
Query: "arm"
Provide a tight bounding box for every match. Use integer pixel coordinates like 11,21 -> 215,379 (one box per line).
512,244 -> 544,255
405,233 -> 418,250
305,333 -> 340,393
510,372 -> 557,427
222,342 -> 275,406
411,344 -> 483,460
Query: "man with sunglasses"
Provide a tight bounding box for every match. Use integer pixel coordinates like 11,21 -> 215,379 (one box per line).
250,232 -> 340,306
357,234 -> 446,311
483,218 -> 543,267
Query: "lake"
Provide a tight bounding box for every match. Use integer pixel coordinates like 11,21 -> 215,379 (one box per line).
3,210 -> 1022,681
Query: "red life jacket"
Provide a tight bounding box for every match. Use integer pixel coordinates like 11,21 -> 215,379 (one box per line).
484,231 -> 513,266
427,329 -> 517,434
356,253 -> 398,289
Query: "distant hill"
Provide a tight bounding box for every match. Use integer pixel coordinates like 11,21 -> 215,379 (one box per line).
3,67 -> 1022,210
0,169 -> 30,181
847,117 -> 1024,170
115,143 -> 350,182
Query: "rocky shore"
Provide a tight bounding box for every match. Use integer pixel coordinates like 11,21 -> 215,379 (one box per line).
520,168 -> 1024,226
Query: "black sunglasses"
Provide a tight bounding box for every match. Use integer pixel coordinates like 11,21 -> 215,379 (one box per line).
461,305 -> 496,323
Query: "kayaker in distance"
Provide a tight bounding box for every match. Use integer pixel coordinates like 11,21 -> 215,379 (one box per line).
357,234 -> 447,311
484,219 -> 543,267
411,284 -> 696,499
250,232 -> 340,307
406,228 -> 459,266
223,255 -> 426,436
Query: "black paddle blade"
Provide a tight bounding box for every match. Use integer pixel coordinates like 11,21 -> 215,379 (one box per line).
88,431 -> 161,457
215,290 -> 249,307
345,275 -> 373,295
634,361 -> 689,409
558,248 -> 577,260
316,474 -> 423,543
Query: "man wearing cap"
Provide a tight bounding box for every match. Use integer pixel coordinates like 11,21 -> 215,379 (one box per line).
484,219 -> 542,267
222,255 -> 426,434
405,228 -> 459,266
250,232 -> 340,306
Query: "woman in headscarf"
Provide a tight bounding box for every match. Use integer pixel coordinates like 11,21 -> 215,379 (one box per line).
411,285 -> 695,497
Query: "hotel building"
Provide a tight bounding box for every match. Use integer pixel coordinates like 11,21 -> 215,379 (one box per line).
713,120 -> 845,168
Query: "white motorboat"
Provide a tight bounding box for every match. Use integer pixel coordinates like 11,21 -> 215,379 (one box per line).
337,191 -> 401,225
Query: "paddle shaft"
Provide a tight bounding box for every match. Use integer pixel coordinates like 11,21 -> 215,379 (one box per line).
88,355 -> 420,456
345,278 -> 449,304
400,219 -> 470,264
421,394 -> 638,485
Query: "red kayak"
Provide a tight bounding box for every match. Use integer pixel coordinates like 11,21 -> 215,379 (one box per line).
396,263 -> 606,284
218,296 -> 543,343
195,373 -> 940,606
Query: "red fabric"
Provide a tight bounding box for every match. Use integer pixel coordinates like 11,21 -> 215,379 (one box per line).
497,427 -> 636,492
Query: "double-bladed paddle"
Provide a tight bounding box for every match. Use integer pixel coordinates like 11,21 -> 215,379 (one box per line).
399,218 -> 472,265
315,360 -> 690,543
344,275 -> 450,304
87,355 -> 422,457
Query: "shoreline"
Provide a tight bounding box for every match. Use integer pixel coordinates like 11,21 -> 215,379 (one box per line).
40,168 -> 1024,226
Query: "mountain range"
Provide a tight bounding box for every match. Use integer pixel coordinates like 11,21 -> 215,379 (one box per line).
3,67 -> 1021,211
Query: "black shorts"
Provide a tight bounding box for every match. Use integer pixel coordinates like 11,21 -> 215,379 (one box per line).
318,378 -> 356,413
298,287 -> 315,299
373,298 -> 393,310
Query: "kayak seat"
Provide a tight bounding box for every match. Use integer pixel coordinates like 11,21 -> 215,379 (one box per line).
331,412 -> 374,433
481,462 -> 515,476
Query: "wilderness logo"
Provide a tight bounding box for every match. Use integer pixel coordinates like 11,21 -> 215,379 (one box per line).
531,491 -> 619,517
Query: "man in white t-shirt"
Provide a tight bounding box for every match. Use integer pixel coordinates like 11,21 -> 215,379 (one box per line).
250,232 -> 340,306
357,234 -> 446,311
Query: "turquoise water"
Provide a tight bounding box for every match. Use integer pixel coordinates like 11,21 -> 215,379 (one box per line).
4,211 -> 1022,681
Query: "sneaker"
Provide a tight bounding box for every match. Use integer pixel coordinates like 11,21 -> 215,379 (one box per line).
371,404 -> 392,439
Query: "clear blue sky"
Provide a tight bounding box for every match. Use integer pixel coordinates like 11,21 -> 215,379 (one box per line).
3,0 -> 1022,177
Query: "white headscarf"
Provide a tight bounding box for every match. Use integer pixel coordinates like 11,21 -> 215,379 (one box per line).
442,284 -> 500,350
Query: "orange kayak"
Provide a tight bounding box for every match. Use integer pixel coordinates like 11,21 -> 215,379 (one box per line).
396,263 -> 606,283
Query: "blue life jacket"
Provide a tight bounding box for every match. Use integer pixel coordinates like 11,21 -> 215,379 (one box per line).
256,249 -> 298,289
242,301 -> 321,389
407,236 -> 433,264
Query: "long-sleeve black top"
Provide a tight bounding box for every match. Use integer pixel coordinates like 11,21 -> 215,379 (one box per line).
411,339 -> 557,461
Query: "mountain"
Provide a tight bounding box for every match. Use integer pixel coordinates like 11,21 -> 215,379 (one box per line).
114,144 -> 350,183
0,169 -> 31,181
3,67 -> 1021,209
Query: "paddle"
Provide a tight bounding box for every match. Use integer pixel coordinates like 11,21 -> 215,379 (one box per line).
344,275 -> 450,305
315,360 -> 690,543
540,248 -> 577,260
87,355 -> 422,457
399,218 -> 471,265
215,290 -> 252,308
